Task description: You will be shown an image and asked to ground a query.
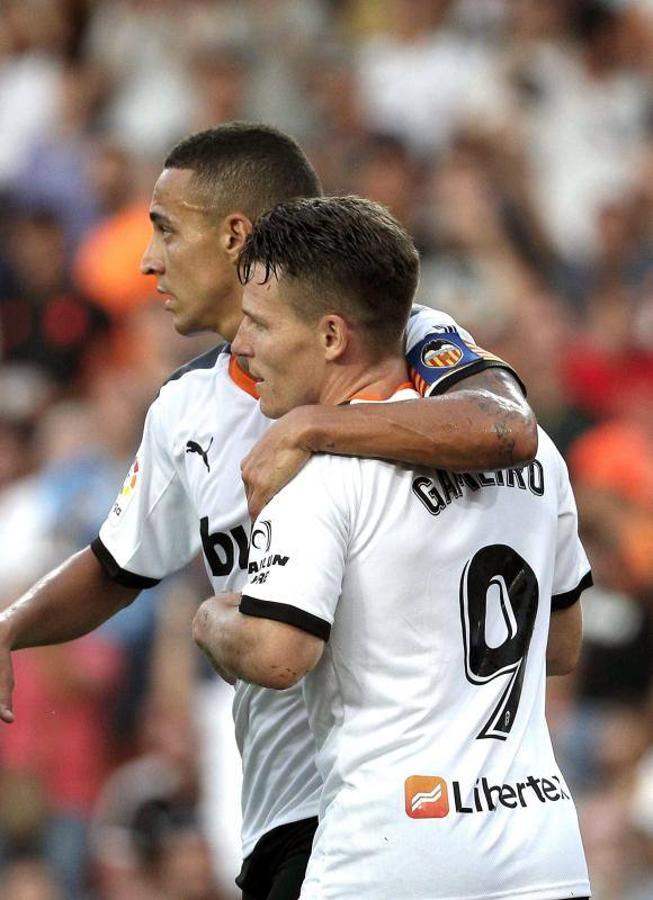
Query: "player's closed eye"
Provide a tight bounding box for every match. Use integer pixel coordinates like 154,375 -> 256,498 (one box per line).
244,314 -> 266,333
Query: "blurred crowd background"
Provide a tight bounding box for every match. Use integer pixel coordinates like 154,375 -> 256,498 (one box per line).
0,0 -> 652,897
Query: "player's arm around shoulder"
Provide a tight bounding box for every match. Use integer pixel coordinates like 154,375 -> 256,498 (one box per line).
417,364 -> 537,469
241,311 -> 537,518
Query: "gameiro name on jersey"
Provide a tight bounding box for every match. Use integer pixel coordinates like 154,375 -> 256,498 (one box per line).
240,400 -> 592,900
90,305 -> 523,862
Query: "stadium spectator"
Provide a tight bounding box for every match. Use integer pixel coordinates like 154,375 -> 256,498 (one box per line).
72,201 -> 156,321
1,856 -> 65,900
0,207 -> 110,388
9,60 -> 107,255
88,589 -> 230,899
0,635 -> 124,898
355,0 -> 507,155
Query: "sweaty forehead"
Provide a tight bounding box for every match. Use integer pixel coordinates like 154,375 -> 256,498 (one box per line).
244,269 -> 277,304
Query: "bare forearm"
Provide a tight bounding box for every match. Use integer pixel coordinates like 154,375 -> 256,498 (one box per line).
300,371 -> 537,472
0,547 -> 139,650
193,595 -> 242,684
193,596 -> 314,689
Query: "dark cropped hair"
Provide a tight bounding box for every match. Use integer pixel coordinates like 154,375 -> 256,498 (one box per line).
238,196 -> 419,352
164,122 -> 322,222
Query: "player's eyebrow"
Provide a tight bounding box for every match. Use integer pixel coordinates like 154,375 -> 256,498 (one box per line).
241,304 -> 258,322
242,302 -> 266,326
149,208 -> 173,227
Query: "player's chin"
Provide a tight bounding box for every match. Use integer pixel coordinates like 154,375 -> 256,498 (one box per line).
259,394 -> 286,420
171,314 -> 201,337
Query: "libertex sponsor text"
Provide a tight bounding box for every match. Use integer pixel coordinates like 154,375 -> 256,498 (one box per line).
404,773 -> 570,819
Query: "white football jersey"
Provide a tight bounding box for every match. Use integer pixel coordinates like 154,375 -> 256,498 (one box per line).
92,306 -> 521,858
241,409 -> 592,900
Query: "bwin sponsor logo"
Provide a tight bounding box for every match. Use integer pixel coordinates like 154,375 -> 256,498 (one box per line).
251,519 -> 272,553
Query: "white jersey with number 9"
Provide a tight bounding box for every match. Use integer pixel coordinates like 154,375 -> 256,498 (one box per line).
242,411 -> 592,900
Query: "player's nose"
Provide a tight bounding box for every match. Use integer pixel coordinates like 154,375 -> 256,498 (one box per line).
140,239 -> 163,275
231,321 -> 252,357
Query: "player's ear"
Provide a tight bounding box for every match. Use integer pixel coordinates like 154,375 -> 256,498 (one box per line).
221,213 -> 253,261
320,314 -> 349,361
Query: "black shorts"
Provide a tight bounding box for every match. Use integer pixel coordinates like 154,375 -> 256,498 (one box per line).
237,816 -> 318,900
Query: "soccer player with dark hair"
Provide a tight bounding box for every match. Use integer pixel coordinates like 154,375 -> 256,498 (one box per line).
0,123 -> 537,900
236,195 -> 419,359
196,195 -> 591,900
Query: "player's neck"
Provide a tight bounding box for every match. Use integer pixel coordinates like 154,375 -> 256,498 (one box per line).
215,305 -> 243,343
322,356 -> 410,406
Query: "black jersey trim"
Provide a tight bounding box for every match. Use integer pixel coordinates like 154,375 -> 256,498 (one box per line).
240,595 -> 331,641
91,537 -> 160,589
427,359 -> 527,398
551,570 -> 593,611
163,342 -> 228,387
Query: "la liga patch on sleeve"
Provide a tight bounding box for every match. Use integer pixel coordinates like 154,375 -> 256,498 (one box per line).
109,456 -> 140,524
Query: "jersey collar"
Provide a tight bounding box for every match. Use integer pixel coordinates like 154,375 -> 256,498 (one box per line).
228,354 -> 259,400
349,381 -> 414,403
229,356 -> 414,404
